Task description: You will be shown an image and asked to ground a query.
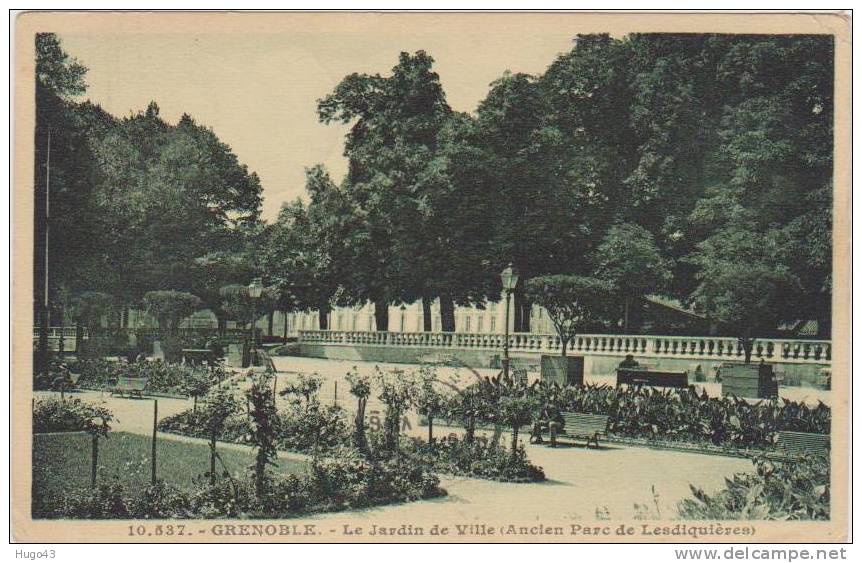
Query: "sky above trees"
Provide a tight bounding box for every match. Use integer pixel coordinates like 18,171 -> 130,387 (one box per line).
58,19 -> 587,220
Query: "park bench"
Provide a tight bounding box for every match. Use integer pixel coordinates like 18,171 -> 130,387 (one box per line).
776,431 -> 830,459
109,376 -> 148,399
489,355 -> 540,373
181,348 -> 217,367
616,367 -> 689,389
555,412 -> 610,448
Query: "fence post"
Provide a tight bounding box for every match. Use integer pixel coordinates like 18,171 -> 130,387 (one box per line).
91,434 -> 99,488
151,400 -> 158,485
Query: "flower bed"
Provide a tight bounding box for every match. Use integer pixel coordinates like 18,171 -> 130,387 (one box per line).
32,397 -> 113,434
158,402 -> 350,454
678,454 -> 830,520
556,384 -> 829,450
45,446 -> 444,519
403,437 -> 545,482
74,359 -> 224,397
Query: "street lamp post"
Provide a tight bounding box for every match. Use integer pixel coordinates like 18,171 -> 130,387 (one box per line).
248,278 -> 263,365
500,264 -> 519,381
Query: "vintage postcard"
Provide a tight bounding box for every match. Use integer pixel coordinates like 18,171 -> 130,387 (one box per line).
11,11 -> 851,543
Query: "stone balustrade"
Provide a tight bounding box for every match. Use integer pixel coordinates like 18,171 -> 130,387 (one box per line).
32,326 -> 82,339
32,326 -> 86,352
298,330 -> 831,365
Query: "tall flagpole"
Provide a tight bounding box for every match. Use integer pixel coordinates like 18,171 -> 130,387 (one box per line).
45,128 -> 50,310
37,129 -> 51,373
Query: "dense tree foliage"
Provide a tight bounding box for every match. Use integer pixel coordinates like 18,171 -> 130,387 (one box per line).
594,223 -> 673,331
34,34 -> 263,331
524,275 -> 614,356
37,33 -> 834,342
307,36 -> 833,337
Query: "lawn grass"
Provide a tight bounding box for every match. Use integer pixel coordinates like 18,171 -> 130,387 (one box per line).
33,431 -> 306,516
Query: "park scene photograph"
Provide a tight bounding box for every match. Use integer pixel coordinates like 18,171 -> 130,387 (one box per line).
16,12 -> 847,542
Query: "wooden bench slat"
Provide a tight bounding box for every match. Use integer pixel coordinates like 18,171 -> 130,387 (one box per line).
559,411 -> 609,447
777,431 -> 829,458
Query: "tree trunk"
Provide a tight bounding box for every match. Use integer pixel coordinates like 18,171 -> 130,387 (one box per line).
75,323 -> 83,354
428,415 -> 434,446
422,297 -> 433,332
520,298 -> 531,333
511,425 -> 520,455
490,424 -> 502,448
465,415 -> 475,443
209,433 -> 217,485
560,338 -> 568,357
817,292 -> 832,338
741,332 -> 754,364
512,291 -> 531,333
255,452 -> 267,500
439,295 -> 455,332
354,397 -> 368,453
267,311 -> 274,336
513,293 -> 523,333
373,299 -> 389,332
282,310 -> 288,342
624,297 -> 630,333
216,312 -> 227,336
385,407 -> 400,451
318,302 -> 330,330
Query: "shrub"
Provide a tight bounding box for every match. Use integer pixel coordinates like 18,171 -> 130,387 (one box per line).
308,446 -> 443,510
557,383 -> 829,450
678,455 -> 829,520
49,446 -> 444,519
57,481 -> 132,519
78,334 -> 137,360
142,291 -> 202,334
158,400 -> 350,454
308,447 -> 375,509
33,357 -> 80,391
277,402 -> 350,452
75,359 -> 221,397
404,436 -> 545,483
32,397 -> 114,435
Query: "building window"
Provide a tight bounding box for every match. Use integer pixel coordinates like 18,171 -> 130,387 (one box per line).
477,317 -> 484,333
490,316 -> 496,333
465,316 -> 471,332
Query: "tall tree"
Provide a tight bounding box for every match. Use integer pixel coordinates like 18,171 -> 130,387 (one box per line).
264,165 -> 357,329
86,105 -> 264,314
687,224 -> 802,362
318,51 -> 456,331
594,223 -> 672,332
34,34 -> 96,324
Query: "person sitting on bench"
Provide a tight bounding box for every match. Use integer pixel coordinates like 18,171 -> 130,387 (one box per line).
530,408 -> 563,446
530,408 -> 549,444
618,354 -> 640,369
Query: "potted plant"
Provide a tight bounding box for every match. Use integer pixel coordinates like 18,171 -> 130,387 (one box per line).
524,275 -> 613,386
